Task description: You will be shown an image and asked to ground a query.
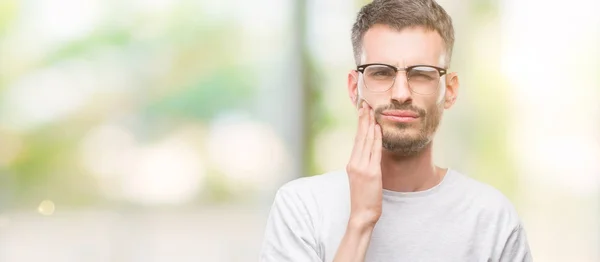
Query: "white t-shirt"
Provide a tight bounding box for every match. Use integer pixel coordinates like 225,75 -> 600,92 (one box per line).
260,169 -> 532,262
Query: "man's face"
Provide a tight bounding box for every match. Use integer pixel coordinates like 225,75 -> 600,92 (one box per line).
347,24 -> 459,156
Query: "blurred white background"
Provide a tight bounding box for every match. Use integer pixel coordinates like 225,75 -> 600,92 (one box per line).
0,0 -> 598,261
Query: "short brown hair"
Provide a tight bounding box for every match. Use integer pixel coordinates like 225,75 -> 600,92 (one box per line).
351,0 -> 455,65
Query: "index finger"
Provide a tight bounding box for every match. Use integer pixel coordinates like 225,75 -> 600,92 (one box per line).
369,124 -> 383,167
349,102 -> 370,162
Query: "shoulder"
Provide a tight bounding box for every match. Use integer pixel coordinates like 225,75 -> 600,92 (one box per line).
449,170 -> 523,227
449,170 -> 515,208
278,169 -> 348,195
272,170 -> 349,214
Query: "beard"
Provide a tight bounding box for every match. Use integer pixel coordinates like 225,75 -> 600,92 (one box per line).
374,100 -> 443,156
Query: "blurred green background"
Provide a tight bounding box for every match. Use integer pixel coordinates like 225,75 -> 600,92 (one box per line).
0,0 -> 598,261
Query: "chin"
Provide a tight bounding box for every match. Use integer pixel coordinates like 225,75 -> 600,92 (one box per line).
381,134 -> 432,156
383,131 -> 420,144
381,126 -> 432,156
382,123 -> 419,136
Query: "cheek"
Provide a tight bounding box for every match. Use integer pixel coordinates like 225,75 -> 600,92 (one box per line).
358,84 -> 392,108
436,84 -> 446,104
427,99 -> 445,120
415,96 -> 442,116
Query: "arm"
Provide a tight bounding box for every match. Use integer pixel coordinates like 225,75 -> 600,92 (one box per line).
332,220 -> 376,262
499,224 -> 533,262
259,188 -> 321,262
334,102 -> 383,262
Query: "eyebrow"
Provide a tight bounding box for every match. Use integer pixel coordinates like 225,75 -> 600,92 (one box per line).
364,60 -> 445,68
366,62 -> 445,69
363,61 -> 402,67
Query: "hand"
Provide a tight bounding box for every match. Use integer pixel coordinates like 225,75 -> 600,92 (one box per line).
345,101 -> 383,228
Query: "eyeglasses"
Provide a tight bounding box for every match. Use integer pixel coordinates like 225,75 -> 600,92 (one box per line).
356,63 -> 447,95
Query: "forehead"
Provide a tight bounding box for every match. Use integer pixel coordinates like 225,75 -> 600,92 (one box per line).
360,24 -> 447,67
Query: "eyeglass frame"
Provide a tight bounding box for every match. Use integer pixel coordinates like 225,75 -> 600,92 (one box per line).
355,63 -> 448,94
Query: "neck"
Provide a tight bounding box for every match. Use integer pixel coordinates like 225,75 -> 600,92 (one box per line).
380,142 -> 446,192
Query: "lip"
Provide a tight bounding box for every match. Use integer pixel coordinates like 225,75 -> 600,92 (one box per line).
381,110 -> 419,123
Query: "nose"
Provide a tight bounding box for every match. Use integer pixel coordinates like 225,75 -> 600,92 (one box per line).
390,72 -> 412,104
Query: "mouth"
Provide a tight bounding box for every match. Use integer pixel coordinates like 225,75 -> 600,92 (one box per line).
380,110 -> 420,123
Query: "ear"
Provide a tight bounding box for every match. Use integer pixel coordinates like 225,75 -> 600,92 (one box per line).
443,72 -> 459,109
347,70 -> 360,107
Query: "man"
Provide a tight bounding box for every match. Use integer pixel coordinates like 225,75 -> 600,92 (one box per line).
260,0 -> 532,261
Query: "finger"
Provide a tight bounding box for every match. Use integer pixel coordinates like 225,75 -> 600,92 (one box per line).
369,124 -> 383,168
356,99 -> 364,109
360,108 -> 375,167
349,104 -> 369,162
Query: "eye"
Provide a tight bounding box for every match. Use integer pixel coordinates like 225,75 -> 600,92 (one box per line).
408,67 -> 438,81
366,66 -> 395,79
373,70 -> 393,76
411,73 -> 435,80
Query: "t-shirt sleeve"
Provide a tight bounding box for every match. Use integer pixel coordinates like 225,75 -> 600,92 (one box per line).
499,223 -> 533,262
259,187 -> 322,262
